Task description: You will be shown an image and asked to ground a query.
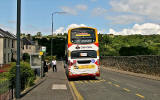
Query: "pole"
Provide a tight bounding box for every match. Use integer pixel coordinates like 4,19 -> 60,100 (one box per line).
51,13 -> 53,62
16,0 -> 21,98
50,12 -> 66,62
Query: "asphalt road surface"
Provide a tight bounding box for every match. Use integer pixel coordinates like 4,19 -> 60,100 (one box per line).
69,65 -> 160,100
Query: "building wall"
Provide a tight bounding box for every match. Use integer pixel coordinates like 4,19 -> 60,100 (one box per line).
12,39 -> 17,61
1,38 -> 14,64
12,39 -> 23,61
0,38 -> 4,64
23,45 -> 36,55
4,38 -> 12,64
23,45 -> 41,55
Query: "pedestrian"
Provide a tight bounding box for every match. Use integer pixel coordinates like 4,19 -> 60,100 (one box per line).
43,60 -> 47,73
43,60 -> 48,73
45,60 -> 48,73
52,58 -> 57,72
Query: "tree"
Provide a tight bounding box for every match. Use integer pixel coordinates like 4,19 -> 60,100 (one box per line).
22,53 -> 30,62
36,32 -> 42,37
119,46 -> 153,56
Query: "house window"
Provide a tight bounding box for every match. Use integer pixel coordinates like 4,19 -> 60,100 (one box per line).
8,53 -> 10,62
8,39 -> 10,48
26,45 -> 28,49
4,39 -> 6,48
12,40 -> 14,48
4,53 -> 6,64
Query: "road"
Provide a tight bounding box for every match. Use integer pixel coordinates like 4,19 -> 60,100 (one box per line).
69,65 -> 160,100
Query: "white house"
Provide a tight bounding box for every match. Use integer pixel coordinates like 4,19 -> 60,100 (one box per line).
0,28 -> 23,65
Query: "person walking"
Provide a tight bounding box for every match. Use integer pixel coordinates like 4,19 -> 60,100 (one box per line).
52,59 -> 57,72
43,60 -> 48,77
43,60 -> 47,73
45,60 -> 48,73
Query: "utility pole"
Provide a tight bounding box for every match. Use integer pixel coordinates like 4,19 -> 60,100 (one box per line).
16,0 -> 21,98
51,13 -> 53,62
51,12 -> 66,62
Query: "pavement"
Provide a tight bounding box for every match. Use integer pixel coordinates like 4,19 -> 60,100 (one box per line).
20,61 -> 74,100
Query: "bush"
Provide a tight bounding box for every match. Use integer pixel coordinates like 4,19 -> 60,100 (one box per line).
22,53 -> 30,62
119,46 -> 153,56
8,62 -> 35,90
0,72 -> 9,82
0,72 -> 10,94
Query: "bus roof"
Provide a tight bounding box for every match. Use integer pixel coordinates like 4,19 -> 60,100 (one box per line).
68,27 -> 97,33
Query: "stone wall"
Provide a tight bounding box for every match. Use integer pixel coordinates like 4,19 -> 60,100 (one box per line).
101,56 -> 160,76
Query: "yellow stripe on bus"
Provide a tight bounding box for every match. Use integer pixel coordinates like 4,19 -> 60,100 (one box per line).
76,34 -> 91,36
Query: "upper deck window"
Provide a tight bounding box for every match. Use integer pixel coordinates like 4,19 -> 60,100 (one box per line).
71,28 -> 96,44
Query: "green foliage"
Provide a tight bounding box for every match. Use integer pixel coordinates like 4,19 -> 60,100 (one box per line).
22,53 -> 30,62
119,46 -> 152,56
0,72 -> 10,94
36,32 -> 42,37
0,72 -> 9,82
99,34 -> 160,56
8,62 -> 35,90
33,37 -> 66,58
45,56 -> 56,61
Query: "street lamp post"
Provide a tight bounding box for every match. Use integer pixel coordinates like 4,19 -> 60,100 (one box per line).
51,12 -> 66,62
16,0 -> 21,98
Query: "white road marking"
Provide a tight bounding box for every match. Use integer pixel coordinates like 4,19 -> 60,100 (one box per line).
52,84 -> 67,90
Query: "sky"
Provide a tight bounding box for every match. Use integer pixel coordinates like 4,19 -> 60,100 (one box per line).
1,0 -> 160,35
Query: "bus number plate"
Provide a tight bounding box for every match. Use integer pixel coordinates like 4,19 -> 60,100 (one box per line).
80,53 -> 87,56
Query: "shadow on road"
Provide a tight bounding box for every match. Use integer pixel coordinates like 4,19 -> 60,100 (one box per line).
68,76 -> 100,81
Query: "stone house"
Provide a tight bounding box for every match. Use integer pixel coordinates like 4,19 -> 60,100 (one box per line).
22,37 -> 41,55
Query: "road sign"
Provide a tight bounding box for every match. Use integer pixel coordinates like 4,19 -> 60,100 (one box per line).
42,46 -> 46,52
39,52 -> 43,56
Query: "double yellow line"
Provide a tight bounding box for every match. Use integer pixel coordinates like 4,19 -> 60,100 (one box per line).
70,82 -> 84,100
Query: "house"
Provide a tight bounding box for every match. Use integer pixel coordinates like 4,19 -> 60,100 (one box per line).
0,28 -> 23,64
22,37 -> 42,55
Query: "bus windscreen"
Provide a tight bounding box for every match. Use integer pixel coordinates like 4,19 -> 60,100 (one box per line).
71,28 -> 96,44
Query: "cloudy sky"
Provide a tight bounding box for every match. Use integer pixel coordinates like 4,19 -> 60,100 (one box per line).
1,0 -> 160,35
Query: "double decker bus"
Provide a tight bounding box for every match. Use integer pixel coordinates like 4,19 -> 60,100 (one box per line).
65,27 -> 100,78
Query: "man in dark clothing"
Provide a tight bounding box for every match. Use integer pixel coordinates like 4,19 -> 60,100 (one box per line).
43,60 -> 48,73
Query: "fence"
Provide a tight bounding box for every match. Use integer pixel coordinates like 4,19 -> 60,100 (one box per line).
0,64 -> 10,73
101,56 -> 160,76
0,75 -> 14,100
0,64 -> 10,69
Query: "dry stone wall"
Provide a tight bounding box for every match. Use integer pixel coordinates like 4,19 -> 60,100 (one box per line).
101,56 -> 160,76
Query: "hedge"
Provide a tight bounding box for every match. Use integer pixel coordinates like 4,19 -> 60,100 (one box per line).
8,62 -> 35,90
